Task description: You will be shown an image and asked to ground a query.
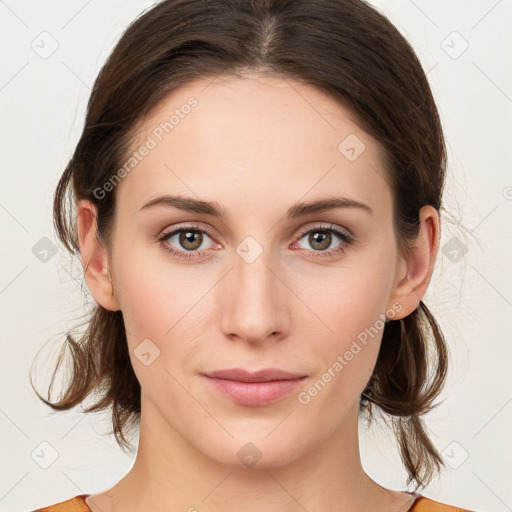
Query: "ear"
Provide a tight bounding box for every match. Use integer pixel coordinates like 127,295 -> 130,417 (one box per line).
76,199 -> 121,311
386,205 -> 440,320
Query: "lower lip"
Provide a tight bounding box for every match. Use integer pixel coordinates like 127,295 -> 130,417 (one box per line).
203,376 -> 307,406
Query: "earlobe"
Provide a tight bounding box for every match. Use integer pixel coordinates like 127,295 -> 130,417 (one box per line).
76,199 -> 121,312
387,205 -> 440,320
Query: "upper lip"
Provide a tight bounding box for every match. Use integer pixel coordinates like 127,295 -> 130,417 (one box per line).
203,368 -> 307,382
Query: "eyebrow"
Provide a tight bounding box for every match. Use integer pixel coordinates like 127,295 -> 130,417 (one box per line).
139,194 -> 373,218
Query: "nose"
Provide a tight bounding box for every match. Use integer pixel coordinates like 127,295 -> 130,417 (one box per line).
219,247 -> 290,344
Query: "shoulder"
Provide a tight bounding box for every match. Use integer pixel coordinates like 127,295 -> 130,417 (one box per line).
30,493 -> 477,512
412,495 -> 477,512
31,494 -> 90,512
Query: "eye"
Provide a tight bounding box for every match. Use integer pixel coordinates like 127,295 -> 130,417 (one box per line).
158,223 -> 218,260
293,224 -> 354,258
157,223 -> 354,261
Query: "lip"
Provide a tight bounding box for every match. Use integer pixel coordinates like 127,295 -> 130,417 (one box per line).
203,367 -> 307,382
202,368 -> 308,406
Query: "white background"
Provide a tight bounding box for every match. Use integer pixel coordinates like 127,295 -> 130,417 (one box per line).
1,1 -> 511,511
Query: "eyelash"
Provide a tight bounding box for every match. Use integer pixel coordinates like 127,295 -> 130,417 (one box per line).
157,223 -> 354,261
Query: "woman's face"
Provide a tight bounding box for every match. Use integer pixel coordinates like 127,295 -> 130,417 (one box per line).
94,73 -> 413,467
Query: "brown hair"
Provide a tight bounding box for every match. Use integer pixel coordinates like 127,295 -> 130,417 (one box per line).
31,0 -> 449,491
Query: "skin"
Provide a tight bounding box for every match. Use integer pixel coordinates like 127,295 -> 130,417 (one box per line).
77,73 -> 439,512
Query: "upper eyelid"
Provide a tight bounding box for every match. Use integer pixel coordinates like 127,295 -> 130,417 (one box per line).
160,222 -> 215,239
296,223 -> 351,238
160,222 -> 352,244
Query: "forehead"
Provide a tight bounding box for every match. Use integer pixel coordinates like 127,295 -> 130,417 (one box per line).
116,73 -> 391,219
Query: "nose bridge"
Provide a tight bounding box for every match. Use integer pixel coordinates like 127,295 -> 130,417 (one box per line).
219,235 -> 286,341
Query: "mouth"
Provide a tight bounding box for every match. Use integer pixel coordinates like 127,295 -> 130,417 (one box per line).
202,367 -> 308,382
201,368 -> 308,406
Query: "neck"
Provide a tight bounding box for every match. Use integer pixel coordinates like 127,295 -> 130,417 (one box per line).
89,398 -> 412,512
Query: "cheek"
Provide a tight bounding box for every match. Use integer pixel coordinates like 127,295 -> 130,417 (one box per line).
112,248 -> 214,368
113,240 -> 195,329
111,259 -> 207,403
298,254 -> 394,343
299,292 -> 385,417
114,269 -> 170,341
297,254 -> 395,398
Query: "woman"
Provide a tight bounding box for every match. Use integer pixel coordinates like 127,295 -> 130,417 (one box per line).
31,0 -> 476,510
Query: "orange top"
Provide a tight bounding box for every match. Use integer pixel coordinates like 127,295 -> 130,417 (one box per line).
32,493 -> 475,511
